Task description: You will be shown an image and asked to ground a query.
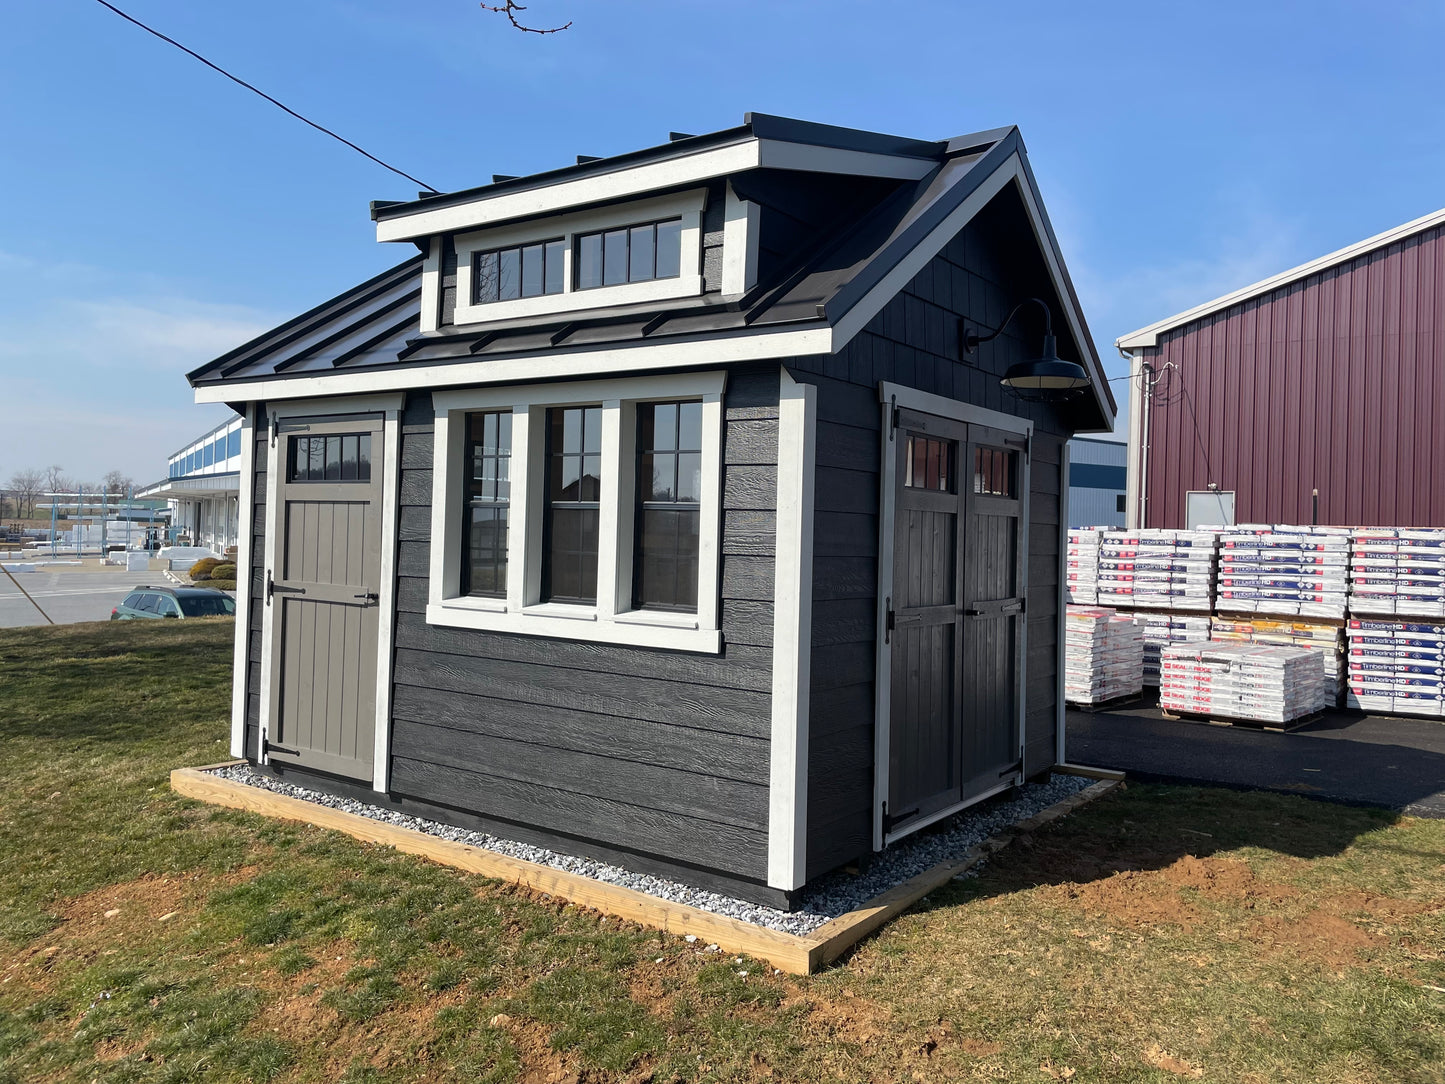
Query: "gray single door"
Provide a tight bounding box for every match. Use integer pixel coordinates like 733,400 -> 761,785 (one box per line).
266,415 -> 385,781
887,410 -> 1026,835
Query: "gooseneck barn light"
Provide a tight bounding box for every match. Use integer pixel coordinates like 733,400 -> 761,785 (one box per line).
964,297 -> 1091,400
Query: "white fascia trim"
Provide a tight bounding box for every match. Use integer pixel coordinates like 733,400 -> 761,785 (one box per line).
451,190 -> 706,326
872,381 -> 1031,850
830,153 -> 1113,428
429,371 -> 727,652
767,368 -> 816,891
375,138 -> 935,243
419,237 -> 442,334
1116,204 -> 1445,349
228,403 -> 255,758
721,182 -> 760,300
194,326 -> 833,404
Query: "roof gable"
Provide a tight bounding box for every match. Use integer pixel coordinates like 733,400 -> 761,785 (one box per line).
1118,205 -> 1445,349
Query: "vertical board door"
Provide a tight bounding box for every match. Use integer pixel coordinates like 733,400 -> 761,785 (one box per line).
266,416 -> 385,781
886,410 -> 1026,835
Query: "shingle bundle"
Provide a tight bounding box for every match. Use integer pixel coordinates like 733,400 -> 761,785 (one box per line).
1214,526 -> 1350,619
1345,618 -> 1445,717
1160,642 -> 1327,724
1096,529 -> 1216,612
1065,528 -> 1103,605
1349,528 -> 1445,618
1065,605 -> 1144,705
1209,616 -> 1344,707
1132,612 -> 1212,687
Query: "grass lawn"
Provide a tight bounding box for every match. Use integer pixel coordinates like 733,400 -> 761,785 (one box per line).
1,620 -> 1442,1084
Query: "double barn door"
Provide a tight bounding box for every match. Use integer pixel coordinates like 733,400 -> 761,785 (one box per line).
885,408 -> 1027,837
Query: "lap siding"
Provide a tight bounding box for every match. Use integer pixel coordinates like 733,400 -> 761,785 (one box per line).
384,379 -> 781,886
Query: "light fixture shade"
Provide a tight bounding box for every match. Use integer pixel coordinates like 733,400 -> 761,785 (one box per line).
999,332 -> 1091,394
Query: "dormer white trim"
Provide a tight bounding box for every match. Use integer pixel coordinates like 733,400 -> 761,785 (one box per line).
451,190 -> 706,326
721,183 -> 760,300
375,138 -> 935,243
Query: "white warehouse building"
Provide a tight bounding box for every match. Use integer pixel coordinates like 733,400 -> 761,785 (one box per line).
1066,437 -> 1127,528
136,415 -> 244,555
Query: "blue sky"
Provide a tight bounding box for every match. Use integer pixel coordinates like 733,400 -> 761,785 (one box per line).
2,0 -> 1442,485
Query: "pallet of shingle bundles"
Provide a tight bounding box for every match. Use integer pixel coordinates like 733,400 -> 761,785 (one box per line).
1160,642 -> 1326,725
1215,525 -> 1350,618
1345,618 -> 1445,717
1349,528 -> 1445,618
1065,528 -> 1103,605
1210,616 -> 1344,707
1097,529 -> 1216,611
1064,605 -> 1144,705
1132,612 -> 1211,686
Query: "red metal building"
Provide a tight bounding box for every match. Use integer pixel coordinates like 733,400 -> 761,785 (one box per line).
1117,208 -> 1445,529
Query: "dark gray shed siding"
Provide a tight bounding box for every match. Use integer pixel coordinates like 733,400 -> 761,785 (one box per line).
791,209 -> 1070,880
385,370 -> 782,898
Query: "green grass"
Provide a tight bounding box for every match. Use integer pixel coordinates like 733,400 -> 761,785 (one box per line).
1,619 -> 1442,1083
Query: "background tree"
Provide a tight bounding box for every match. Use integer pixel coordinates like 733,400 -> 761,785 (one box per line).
102,470 -> 137,496
9,469 -> 43,519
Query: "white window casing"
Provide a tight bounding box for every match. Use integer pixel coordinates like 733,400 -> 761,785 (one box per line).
428,371 -> 726,652
450,190 -> 707,327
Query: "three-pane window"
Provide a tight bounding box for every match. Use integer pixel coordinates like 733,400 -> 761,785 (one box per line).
463,411 -> 512,597
634,402 -> 702,611
473,239 -> 566,304
543,406 -> 603,604
576,218 -> 683,291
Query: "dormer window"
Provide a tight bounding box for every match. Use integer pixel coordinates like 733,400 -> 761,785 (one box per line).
473,239 -> 565,304
576,218 -> 682,290
449,190 -> 705,326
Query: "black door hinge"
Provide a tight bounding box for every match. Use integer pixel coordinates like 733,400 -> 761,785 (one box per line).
884,597 -> 893,644
883,803 -> 920,833
270,413 -> 279,447
998,758 -> 1024,779
261,734 -> 299,758
888,394 -> 898,441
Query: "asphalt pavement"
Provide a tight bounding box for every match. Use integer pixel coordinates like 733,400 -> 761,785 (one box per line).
1068,701 -> 1445,818
0,565 -> 164,627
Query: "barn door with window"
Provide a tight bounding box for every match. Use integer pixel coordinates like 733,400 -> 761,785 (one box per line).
885,408 -> 1027,838
265,415 -> 385,781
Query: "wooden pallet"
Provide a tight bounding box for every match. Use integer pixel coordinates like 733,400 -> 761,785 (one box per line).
1067,691 -> 1152,714
1159,707 -> 1324,733
1213,610 -> 1348,629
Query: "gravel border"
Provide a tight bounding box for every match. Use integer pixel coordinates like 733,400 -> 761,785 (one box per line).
208,764 -> 1093,936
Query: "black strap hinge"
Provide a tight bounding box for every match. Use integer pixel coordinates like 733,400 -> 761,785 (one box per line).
261,735 -> 299,758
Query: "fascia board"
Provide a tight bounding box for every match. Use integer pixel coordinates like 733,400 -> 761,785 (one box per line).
1117,203 -> 1445,349
194,324 -> 834,404
374,139 -> 936,243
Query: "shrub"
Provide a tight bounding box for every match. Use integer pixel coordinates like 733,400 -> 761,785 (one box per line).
207,580 -> 237,592
189,557 -> 222,580
210,563 -> 237,581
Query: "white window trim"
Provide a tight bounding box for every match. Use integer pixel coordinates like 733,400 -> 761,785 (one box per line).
428,371 -> 726,652
451,190 -> 707,327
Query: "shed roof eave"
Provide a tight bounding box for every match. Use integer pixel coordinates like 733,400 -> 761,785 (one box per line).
1116,204 -> 1445,350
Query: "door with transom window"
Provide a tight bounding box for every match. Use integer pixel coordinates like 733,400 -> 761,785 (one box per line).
885,408 -> 1027,837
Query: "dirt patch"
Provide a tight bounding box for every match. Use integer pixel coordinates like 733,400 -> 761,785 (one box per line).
1049,870 -> 1205,930
1158,856 -> 1298,905
499,1015 -> 578,1084
1251,911 -> 1383,969
1319,890 -> 1442,921
1142,1042 -> 1204,1077
803,988 -> 895,1048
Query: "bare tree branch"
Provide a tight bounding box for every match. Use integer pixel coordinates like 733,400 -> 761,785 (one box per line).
480,1 -> 572,34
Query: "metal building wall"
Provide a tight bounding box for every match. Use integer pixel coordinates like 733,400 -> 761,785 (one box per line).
1134,222 -> 1445,528
1068,438 -> 1126,527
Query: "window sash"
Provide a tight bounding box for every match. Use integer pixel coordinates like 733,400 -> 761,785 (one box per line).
462,410 -> 512,598
542,406 -> 602,605
632,401 -> 704,612
575,217 -> 683,291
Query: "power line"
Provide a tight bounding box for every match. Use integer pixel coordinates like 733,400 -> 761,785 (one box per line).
91,0 -> 438,193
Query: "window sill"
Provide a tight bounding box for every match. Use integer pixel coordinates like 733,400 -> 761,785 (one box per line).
425,600 -> 720,653
451,274 -> 704,327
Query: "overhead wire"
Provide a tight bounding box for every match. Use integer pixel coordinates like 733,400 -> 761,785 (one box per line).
90,0 -> 439,193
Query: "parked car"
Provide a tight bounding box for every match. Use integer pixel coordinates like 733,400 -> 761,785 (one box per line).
111,586 -> 236,620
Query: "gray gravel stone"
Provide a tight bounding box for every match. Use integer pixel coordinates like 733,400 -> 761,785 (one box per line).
208,765 -> 1093,935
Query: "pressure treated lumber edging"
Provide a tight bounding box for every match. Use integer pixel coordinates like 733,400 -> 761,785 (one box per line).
170,766 -> 1120,975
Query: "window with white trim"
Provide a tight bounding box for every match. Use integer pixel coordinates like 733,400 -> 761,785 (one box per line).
449,190 -> 706,327
428,372 -> 724,652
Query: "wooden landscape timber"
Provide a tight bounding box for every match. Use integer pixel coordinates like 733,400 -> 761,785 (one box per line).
171,764 -> 1119,974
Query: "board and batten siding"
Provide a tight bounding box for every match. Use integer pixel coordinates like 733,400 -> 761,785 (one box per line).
386,371 -> 784,902
788,214 -> 1071,879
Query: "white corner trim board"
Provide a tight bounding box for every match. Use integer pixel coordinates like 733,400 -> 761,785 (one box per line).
768,369 -> 817,892
372,408 -> 402,793
419,237 -> 442,334
228,404 -> 256,759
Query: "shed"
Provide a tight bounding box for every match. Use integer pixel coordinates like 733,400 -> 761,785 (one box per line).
188,114 -> 1115,908
1117,206 -> 1445,530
